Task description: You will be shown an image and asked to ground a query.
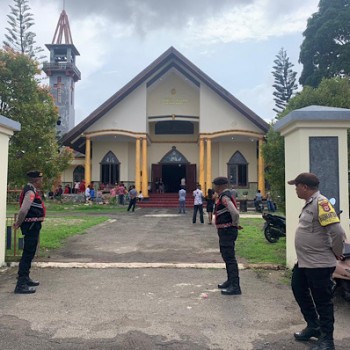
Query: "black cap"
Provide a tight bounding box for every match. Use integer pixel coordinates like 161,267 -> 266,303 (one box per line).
287,172 -> 319,187
213,176 -> 229,185
27,170 -> 43,178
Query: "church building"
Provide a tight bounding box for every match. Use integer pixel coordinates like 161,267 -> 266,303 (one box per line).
48,11 -> 269,198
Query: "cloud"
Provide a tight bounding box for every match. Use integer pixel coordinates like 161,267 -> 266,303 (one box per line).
0,0 -> 319,124
60,0 -> 319,44
187,0 -> 320,44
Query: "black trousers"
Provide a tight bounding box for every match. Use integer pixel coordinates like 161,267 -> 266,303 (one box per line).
218,227 -> 239,279
127,198 -> 136,211
192,204 -> 204,223
18,222 -> 41,279
291,264 -> 336,340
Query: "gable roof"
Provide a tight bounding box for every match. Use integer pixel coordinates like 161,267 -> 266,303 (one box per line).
61,46 -> 269,152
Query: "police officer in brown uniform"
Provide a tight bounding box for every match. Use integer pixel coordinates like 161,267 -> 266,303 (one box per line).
14,171 -> 45,294
213,176 -> 242,295
288,173 -> 345,350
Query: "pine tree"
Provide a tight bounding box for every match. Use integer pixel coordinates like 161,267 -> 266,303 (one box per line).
3,0 -> 44,59
272,48 -> 298,114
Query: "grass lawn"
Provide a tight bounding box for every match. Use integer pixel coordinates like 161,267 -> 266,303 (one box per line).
6,204 -> 286,266
237,217 -> 286,266
6,201 -> 126,216
5,216 -> 108,260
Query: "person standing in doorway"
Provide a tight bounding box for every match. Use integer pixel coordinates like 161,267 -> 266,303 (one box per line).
13,171 -> 45,294
127,185 -> 138,212
288,172 -> 345,350
213,176 -> 242,296
178,186 -> 186,214
192,184 -> 204,224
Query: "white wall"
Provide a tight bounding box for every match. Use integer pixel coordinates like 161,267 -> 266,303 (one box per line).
214,141 -> 258,182
0,121 -> 19,266
200,85 -> 262,134
147,72 -> 199,117
86,84 -> 147,133
91,141 -> 132,182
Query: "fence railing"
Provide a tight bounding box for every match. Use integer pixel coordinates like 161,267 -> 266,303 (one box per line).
5,214 -> 24,257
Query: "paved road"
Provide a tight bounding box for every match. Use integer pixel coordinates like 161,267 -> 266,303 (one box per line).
1,208 -> 349,350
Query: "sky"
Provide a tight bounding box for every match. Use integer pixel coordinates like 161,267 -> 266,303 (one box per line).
0,0 -> 320,125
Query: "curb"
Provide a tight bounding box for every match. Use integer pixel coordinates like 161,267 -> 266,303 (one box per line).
6,262 -> 286,270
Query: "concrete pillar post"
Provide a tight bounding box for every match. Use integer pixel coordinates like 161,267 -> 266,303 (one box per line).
275,105 -> 350,268
135,138 -> 141,193
85,136 -> 91,185
141,137 -> 148,198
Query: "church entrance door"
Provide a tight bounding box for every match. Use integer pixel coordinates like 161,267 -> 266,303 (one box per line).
162,164 -> 186,193
151,163 -> 196,193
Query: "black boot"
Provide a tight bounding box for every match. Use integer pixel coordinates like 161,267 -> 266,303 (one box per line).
218,265 -> 230,289
218,280 -> 230,289
221,277 -> 242,295
25,277 -> 40,287
14,278 -> 36,294
294,326 -> 321,341
310,338 -> 335,350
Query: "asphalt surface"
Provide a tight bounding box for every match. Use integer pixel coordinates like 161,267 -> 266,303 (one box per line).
0,208 -> 349,350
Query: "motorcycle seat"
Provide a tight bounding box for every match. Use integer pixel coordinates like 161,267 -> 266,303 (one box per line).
343,243 -> 350,259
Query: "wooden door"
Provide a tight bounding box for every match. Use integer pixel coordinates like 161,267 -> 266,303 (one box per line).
186,164 -> 196,192
151,164 -> 162,193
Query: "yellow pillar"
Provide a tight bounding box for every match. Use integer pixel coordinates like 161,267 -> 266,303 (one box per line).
135,138 -> 141,193
258,138 -> 265,196
85,136 -> 91,185
206,138 -> 212,194
199,137 -> 205,190
141,137 -> 148,198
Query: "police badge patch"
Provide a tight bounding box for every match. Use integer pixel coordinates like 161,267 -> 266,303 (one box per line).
318,199 -> 340,226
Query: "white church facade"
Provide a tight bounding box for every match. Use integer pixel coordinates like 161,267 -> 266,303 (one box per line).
46,11 -> 269,198
60,47 -> 269,197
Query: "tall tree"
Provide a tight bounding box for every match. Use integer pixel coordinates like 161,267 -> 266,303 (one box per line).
3,0 -> 44,59
262,77 -> 350,211
0,48 -> 73,188
299,0 -> 350,87
272,48 -> 298,114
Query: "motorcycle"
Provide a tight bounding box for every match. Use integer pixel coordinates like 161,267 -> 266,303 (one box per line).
262,212 -> 286,243
333,241 -> 350,301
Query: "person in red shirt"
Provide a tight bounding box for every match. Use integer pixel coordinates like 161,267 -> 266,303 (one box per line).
79,180 -> 86,193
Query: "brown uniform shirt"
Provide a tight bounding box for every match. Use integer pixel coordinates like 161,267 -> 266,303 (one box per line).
295,191 -> 345,268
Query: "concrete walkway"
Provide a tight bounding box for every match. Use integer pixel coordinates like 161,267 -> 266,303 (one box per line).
0,208 -> 349,350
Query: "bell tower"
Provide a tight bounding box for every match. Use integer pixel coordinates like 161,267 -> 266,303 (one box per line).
43,9 -> 81,136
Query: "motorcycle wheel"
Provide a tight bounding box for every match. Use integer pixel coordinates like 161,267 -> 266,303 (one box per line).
264,226 -> 279,243
341,280 -> 350,302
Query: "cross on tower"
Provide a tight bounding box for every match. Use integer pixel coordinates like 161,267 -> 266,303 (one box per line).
53,77 -> 64,103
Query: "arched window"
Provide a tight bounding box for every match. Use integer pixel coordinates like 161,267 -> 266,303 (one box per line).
73,165 -> 85,182
227,151 -> 248,187
100,151 -> 120,185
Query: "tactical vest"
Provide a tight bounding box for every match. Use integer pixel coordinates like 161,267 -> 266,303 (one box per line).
19,184 -> 46,222
215,190 -> 237,227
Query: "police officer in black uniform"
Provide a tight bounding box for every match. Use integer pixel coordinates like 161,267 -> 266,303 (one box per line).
213,176 -> 242,295
14,170 -> 45,294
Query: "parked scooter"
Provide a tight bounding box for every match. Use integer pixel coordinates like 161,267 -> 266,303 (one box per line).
262,212 -> 286,243
333,241 -> 350,301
